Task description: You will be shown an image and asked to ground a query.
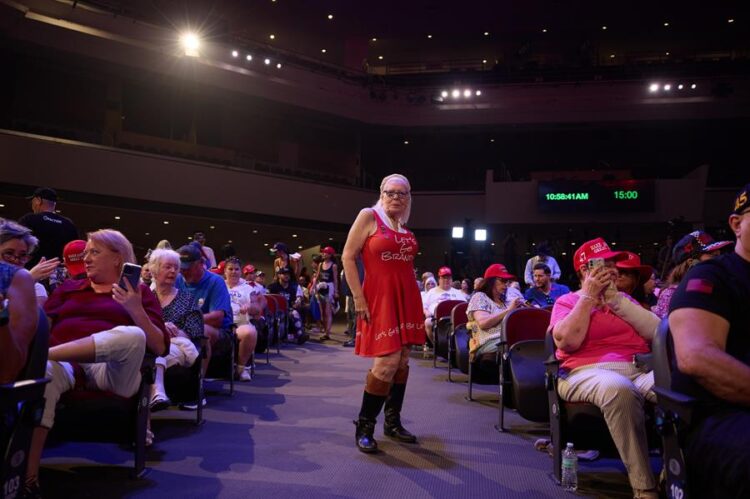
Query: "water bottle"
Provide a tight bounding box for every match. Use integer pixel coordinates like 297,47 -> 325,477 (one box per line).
561,442 -> 578,491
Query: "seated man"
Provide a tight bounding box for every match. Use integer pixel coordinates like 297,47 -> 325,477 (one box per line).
422,266 -> 468,345
267,266 -> 308,344
551,238 -> 660,499
178,243 -> 234,389
668,183 -> 750,498
524,263 -> 570,308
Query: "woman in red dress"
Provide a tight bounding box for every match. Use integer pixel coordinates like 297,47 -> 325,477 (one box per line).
342,174 -> 425,453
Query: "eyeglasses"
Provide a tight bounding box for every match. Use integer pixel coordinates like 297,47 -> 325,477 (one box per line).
383,190 -> 410,200
1,249 -> 30,264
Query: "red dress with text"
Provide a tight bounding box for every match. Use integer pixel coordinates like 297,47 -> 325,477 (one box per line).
355,210 -> 426,357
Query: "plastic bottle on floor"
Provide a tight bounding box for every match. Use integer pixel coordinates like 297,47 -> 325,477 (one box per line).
561,442 -> 578,491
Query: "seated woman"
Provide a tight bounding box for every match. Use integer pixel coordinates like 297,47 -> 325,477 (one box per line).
467,263 -> 525,360
614,251 -> 653,308
0,218 -> 60,307
223,257 -> 259,381
550,238 -> 661,499
148,248 -> 203,410
25,229 -> 169,495
0,260 -> 38,384
652,230 -> 732,319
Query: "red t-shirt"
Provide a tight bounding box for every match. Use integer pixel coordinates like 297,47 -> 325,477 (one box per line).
45,278 -> 169,355
549,292 -> 650,371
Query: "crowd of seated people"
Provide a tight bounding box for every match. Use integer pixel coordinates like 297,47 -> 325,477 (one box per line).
3,181 -> 750,498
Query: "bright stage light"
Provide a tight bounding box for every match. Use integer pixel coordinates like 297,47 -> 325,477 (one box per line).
463,89 -> 472,97
451,89 -> 460,98
180,32 -> 200,57
452,227 -> 464,239
649,83 -> 659,93
441,90 -> 448,98
474,229 -> 487,242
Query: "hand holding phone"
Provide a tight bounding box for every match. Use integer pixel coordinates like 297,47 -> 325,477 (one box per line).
118,263 -> 142,291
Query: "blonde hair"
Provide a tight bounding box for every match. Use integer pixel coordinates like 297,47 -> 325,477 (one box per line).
87,229 -> 136,273
667,258 -> 695,286
148,248 -> 180,275
373,173 -> 412,226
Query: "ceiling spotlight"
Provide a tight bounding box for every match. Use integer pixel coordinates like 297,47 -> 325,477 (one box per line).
728,19 -> 734,23
276,63 -> 282,68
231,50 -> 238,58
691,83 -> 697,89
451,89 -> 460,98
649,83 -> 659,93
252,229 -> 258,234
403,140 -> 409,145
163,221 -> 170,225
474,229 -> 487,242
378,55 -> 383,60
441,90 -> 448,98
463,89 -> 472,97
452,227 -> 464,239
327,14 -> 333,20
210,225 -> 215,229
665,51 -> 670,56
663,22 -> 669,27
484,31 -> 489,36
371,37 -> 377,42
610,54 -> 615,58
264,243 -> 269,247
114,216 -> 121,220
490,138 -> 495,143
264,58 -> 271,65
292,234 -> 298,238
269,34 -> 275,40
475,90 -> 482,96
246,54 -> 252,61
542,28 -> 547,33
179,32 -> 200,57
145,232 -> 150,236
678,84 -> 684,89
427,34 -> 433,39
602,25 -> 607,30
482,59 -> 487,64
328,237 -> 333,241
664,84 -> 671,91
321,48 -> 327,53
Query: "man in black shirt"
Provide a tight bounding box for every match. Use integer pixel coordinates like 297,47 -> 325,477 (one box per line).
18,187 -> 78,269
267,267 -> 308,344
669,182 -> 750,498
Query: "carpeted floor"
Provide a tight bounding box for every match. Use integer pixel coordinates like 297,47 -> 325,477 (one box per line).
39,324 -> 649,498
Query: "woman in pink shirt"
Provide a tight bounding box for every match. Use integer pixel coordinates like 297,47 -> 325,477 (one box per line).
550,238 -> 661,499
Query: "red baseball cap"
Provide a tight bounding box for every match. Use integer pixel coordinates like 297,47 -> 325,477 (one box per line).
438,266 -> 452,277
483,263 -> 515,280
243,264 -> 256,275
322,246 -> 336,255
615,251 -> 653,283
63,240 -> 87,277
573,237 -> 626,271
210,260 -> 226,275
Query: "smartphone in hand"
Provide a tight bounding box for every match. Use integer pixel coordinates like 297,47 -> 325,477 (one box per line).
119,263 -> 142,290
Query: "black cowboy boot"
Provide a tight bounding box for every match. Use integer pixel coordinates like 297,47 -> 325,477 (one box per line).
383,367 -> 417,443
353,371 -> 390,453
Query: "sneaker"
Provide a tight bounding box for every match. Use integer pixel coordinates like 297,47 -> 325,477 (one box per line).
236,367 -> 252,382
343,338 -> 355,347
150,394 -> 171,412
180,398 -> 207,411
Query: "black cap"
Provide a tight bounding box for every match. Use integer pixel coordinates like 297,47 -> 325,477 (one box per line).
732,183 -> 750,215
276,266 -> 291,274
27,187 -> 57,202
177,243 -> 203,269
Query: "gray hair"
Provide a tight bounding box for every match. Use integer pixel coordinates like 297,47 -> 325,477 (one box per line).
372,173 -> 412,226
148,248 -> 180,274
0,218 -> 39,254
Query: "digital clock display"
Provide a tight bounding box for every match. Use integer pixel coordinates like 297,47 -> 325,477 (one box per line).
538,180 -> 655,213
